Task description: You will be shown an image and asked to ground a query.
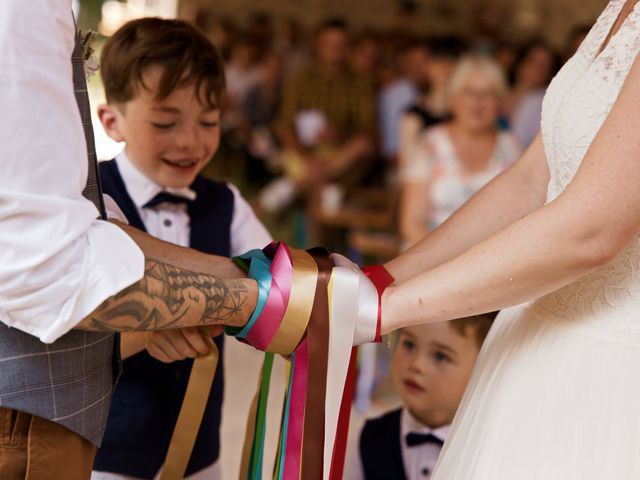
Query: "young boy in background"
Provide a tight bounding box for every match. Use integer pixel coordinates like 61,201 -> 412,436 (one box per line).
347,313 -> 496,480
91,18 -> 271,480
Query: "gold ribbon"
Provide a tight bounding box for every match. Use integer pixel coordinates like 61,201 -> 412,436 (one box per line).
266,249 -> 318,355
159,332 -> 219,480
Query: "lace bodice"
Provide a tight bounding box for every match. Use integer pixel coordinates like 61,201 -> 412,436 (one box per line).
534,0 -> 640,344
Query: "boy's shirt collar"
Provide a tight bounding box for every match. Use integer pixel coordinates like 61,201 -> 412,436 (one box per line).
401,407 -> 450,445
114,149 -> 197,209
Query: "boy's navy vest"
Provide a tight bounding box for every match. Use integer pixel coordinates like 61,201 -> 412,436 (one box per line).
359,408 -> 408,480
94,160 -> 234,478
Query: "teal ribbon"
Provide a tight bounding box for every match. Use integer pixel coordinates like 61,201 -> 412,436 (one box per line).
225,249 -> 272,337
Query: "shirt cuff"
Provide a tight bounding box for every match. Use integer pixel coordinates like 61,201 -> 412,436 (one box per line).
1,221 -> 144,343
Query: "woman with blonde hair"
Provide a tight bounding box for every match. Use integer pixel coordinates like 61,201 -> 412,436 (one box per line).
400,55 -> 521,246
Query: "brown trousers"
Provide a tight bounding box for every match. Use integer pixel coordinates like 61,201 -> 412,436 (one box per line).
0,407 -> 96,480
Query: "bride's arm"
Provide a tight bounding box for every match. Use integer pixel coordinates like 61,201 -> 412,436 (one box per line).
381,56 -> 640,333
386,133 -> 549,283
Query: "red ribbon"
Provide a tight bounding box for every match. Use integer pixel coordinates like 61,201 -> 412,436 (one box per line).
361,265 -> 395,342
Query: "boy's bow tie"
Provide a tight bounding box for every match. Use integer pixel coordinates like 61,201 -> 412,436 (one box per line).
405,432 -> 445,447
143,192 -> 193,208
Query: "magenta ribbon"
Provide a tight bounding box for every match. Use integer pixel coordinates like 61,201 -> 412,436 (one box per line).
245,243 -> 293,350
281,339 -> 309,479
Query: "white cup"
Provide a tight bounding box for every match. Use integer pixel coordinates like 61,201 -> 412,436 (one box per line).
321,184 -> 344,213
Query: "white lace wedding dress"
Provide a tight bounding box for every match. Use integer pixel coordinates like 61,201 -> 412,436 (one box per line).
431,2 -> 640,478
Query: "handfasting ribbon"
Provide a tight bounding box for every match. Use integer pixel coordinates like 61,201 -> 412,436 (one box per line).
231,248 -> 277,480
323,255 -> 380,480
246,244 -> 292,350
280,340 -> 309,480
329,347 -> 358,480
266,249 -> 318,356
230,244 -> 385,480
300,251 -> 333,480
234,245 -> 319,480
160,333 -> 219,480
231,250 -> 272,339
323,265 -> 360,480
273,248 -> 318,479
361,265 -> 395,342
328,258 -> 382,479
238,352 -> 275,480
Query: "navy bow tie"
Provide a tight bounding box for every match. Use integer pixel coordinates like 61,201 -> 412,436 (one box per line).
405,432 -> 445,448
143,192 -> 192,209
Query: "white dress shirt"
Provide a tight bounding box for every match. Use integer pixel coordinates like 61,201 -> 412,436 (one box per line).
345,408 -> 450,480
0,0 -> 144,343
113,150 -> 272,255
400,409 -> 450,480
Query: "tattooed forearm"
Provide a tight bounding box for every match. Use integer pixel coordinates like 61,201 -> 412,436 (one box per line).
79,258 -> 255,332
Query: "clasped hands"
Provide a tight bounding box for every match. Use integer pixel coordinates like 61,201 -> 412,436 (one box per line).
142,249 -> 394,363
144,325 -> 222,363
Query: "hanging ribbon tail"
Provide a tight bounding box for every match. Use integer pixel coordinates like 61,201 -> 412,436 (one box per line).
329,347 -> 358,480
239,353 -> 273,480
160,335 -> 219,480
298,250 -> 333,480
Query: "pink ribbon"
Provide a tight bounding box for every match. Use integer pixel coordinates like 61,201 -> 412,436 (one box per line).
282,340 -> 309,479
245,243 -> 293,350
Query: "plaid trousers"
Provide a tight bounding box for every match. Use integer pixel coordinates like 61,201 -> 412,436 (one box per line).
0,23 -> 119,447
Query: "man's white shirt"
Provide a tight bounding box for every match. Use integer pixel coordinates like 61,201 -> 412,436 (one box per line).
0,0 -> 145,343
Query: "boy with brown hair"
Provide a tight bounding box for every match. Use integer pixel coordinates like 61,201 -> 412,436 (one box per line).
348,312 -> 497,480
91,18 -> 271,480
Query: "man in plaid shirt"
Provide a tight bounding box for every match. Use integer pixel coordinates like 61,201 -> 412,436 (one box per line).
276,19 -> 377,187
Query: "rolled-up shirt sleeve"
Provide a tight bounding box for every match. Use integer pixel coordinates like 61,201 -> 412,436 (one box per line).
0,0 -> 145,343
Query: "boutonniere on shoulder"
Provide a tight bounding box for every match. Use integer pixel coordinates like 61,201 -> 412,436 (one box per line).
80,29 -> 100,81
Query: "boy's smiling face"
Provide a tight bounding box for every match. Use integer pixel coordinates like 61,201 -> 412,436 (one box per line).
99,65 -> 221,189
391,322 -> 481,428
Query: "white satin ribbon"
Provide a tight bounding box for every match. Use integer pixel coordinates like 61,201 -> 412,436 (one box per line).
330,254 -> 378,346
323,265 -> 359,480
322,256 -> 380,480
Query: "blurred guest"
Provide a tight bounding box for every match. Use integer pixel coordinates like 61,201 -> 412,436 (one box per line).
223,36 -> 261,131
400,56 -> 521,247
243,51 -> 284,185
207,18 -> 238,61
350,33 -> 380,81
273,18 -> 310,76
398,37 -> 466,171
493,40 -> 518,76
378,39 -> 430,161
248,12 -> 274,58
505,40 -> 560,118
507,40 -> 561,146
276,18 -> 376,186
375,31 -> 411,87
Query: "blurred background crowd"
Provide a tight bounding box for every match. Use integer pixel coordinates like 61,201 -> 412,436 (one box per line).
80,0 -> 598,263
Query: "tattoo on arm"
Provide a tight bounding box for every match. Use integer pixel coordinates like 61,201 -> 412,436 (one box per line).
87,258 -> 249,332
